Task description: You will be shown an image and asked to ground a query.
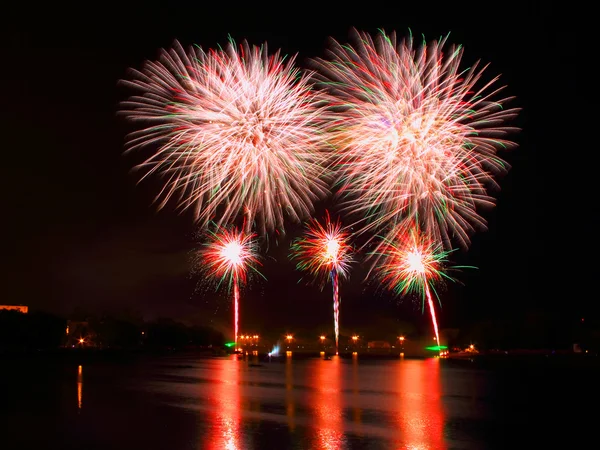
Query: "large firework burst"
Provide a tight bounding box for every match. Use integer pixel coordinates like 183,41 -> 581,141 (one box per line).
290,211 -> 353,353
120,38 -> 332,236
312,28 -> 520,251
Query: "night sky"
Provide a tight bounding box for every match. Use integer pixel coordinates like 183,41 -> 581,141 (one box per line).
3,3 -> 571,337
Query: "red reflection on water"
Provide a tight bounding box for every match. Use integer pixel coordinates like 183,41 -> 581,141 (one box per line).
351,355 -> 363,435
313,356 -> 344,449
207,356 -> 241,450
397,358 -> 446,449
285,357 -> 295,431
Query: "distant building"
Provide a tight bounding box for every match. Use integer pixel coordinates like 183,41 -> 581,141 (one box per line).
367,340 -> 392,349
65,320 -> 97,347
0,305 -> 28,313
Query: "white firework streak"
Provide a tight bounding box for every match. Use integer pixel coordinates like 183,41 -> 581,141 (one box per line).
120,39 -> 333,235
312,29 -> 520,252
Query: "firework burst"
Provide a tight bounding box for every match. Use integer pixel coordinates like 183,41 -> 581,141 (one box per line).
290,211 -> 353,353
373,224 -> 470,351
197,224 -> 263,346
120,38 -> 332,236
312,28 -> 520,251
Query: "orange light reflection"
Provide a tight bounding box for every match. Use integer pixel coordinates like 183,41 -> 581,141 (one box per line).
313,356 -> 344,449
208,356 -> 241,450
397,358 -> 445,449
285,356 -> 295,431
351,355 -> 363,436
77,365 -> 82,411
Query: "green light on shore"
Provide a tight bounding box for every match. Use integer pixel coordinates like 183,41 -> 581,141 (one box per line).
425,345 -> 448,351
224,342 -> 236,348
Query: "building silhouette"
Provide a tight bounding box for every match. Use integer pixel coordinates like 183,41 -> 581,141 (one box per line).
0,305 -> 28,313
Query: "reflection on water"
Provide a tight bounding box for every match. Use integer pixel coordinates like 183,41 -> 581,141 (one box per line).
1,354 -> 588,450
285,356 -> 295,431
313,356 -> 344,449
208,355 -> 240,450
147,355 -> 451,448
137,355 -> 456,448
77,365 -> 83,411
351,355 -> 363,436
397,358 -> 445,449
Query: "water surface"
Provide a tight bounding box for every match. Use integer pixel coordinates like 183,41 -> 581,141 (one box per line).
0,353 -> 589,449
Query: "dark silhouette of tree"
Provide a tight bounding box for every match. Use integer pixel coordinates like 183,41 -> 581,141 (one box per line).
145,318 -> 189,349
0,310 -> 65,351
94,316 -> 142,349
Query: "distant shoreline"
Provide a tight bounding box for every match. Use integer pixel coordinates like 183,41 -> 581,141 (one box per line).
1,347 -> 598,369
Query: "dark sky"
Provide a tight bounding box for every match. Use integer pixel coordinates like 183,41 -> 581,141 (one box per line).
2,3 -> 571,336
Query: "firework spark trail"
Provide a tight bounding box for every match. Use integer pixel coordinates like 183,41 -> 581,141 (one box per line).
424,283 -> 441,348
373,224 -> 471,354
196,224 -> 263,347
312,28 -> 520,254
120,38 -> 332,236
234,278 -> 240,347
332,266 -> 340,352
290,212 -> 352,354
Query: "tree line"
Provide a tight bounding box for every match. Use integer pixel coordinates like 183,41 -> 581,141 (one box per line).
1,308 -> 597,353
0,310 -> 225,352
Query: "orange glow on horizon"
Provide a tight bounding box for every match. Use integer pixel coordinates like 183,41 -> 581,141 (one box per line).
0,305 -> 28,313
